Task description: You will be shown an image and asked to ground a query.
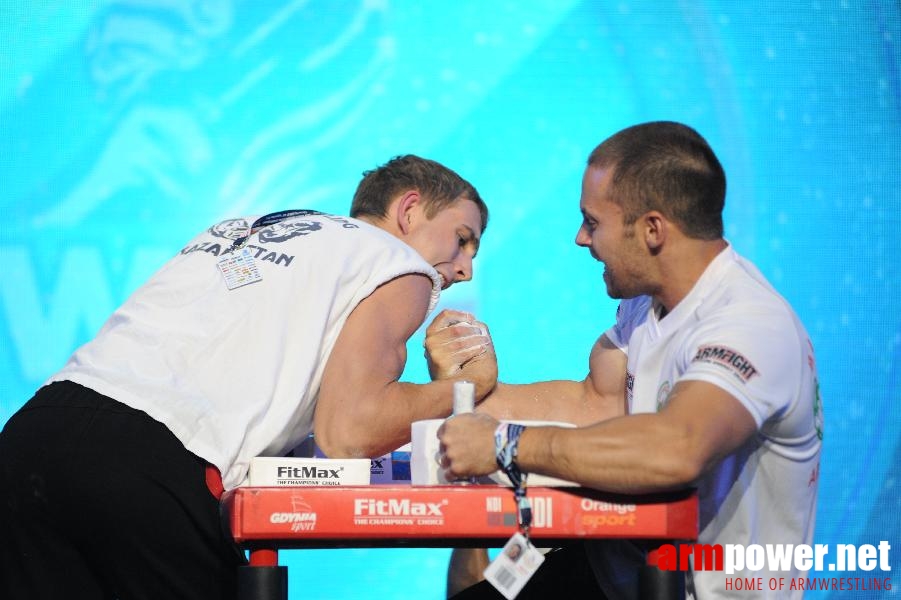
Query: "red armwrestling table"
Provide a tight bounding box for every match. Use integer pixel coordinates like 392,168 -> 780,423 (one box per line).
222,485 -> 697,599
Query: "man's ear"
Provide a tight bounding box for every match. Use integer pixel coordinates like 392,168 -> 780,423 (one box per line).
643,211 -> 667,252
394,190 -> 421,235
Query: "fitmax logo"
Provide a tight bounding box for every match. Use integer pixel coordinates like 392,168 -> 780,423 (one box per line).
277,466 -> 342,479
354,498 -> 446,517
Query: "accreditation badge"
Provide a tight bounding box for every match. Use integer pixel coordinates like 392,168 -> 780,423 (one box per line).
483,533 -> 545,599
217,248 -> 263,290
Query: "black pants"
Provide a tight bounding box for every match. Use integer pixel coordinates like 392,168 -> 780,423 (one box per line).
0,381 -> 245,600
451,544 -> 609,599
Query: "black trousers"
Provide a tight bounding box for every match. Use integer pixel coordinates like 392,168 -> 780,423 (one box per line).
0,381 -> 245,600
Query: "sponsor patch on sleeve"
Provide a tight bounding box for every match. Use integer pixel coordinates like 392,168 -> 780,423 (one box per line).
692,345 -> 759,382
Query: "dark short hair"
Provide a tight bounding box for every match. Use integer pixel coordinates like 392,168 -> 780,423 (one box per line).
350,155 -> 488,232
587,121 -> 725,240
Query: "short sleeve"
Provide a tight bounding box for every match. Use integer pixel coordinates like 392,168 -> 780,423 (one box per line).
677,307 -> 805,428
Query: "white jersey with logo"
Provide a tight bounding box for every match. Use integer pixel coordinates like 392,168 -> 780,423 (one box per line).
587,245 -> 822,599
49,212 -> 441,490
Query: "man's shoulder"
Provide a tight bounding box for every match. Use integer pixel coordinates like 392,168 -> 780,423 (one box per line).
700,250 -> 801,321
690,258 -> 810,362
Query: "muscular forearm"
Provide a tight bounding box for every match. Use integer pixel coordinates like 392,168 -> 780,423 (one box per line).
516,414 -> 702,494
318,379 -> 462,458
314,281 -> 497,459
476,380 -> 623,426
439,381 -> 756,495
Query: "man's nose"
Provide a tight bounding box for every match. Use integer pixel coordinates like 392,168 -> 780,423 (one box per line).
575,225 -> 591,247
454,254 -> 473,282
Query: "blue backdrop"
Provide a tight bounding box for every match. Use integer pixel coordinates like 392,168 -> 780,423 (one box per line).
1,1 -> 899,597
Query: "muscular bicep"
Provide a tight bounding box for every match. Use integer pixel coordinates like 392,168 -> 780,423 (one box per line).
584,334 -> 628,420
314,273 -> 433,456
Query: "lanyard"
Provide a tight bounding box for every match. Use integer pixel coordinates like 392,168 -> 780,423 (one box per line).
226,209 -> 323,253
495,423 -> 532,538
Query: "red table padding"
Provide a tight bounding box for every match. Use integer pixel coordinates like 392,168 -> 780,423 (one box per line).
223,485 -> 697,547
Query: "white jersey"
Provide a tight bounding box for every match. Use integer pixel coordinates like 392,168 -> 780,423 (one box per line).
49,212 -> 441,490
587,245 -> 821,599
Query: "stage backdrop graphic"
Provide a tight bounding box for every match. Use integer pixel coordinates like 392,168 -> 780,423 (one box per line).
1,1 -> 899,598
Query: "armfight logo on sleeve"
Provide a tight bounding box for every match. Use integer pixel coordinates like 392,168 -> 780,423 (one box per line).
692,345 -> 759,382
